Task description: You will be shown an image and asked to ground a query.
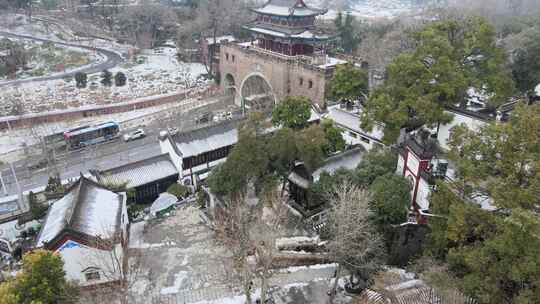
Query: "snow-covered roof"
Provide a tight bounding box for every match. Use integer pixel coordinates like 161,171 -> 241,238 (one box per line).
150,193 -> 178,215
171,120 -> 239,159
313,148 -> 363,181
246,26 -> 331,41
288,148 -> 364,187
36,176 -> 124,248
0,195 -> 20,216
253,0 -> 326,17
248,26 -> 287,38
288,171 -> 311,189
205,35 -> 236,46
308,106 -> 321,122
317,56 -> 347,68
95,154 -> 178,189
325,105 -> 384,142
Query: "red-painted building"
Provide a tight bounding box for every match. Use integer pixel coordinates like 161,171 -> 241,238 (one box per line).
396,133 -> 448,224
244,0 -> 333,56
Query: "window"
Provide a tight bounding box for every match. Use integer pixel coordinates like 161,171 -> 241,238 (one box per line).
232,55 -> 235,62
225,53 -> 229,61
308,80 -> 313,89
360,136 -> 370,144
299,77 -> 304,86
84,269 -> 101,281
348,131 -> 357,138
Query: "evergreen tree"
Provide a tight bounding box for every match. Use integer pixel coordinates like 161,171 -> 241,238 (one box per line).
334,11 -> 360,53
271,96 -> 311,130
512,28 -> 540,93
74,72 -> 87,88
0,250 -> 78,304
114,71 -> 127,86
101,69 -> 113,87
354,148 -> 398,187
425,103 -> 540,302
369,173 -> 411,243
321,119 -> 345,155
330,62 -> 369,104
362,17 -> 514,144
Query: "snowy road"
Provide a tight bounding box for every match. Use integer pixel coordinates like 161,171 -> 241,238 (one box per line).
0,97 -> 237,196
0,31 -> 124,87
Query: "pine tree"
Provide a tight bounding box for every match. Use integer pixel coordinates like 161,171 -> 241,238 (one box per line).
101,69 -> 113,87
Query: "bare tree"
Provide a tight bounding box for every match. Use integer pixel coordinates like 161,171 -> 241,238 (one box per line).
117,3 -> 178,48
250,190 -> 289,304
325,182 -> 386,303
195,0 -> 255,75
178,64 -> 195,99
215,194 -> 256,303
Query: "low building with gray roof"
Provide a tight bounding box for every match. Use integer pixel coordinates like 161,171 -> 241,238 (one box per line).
92,154 -> 179,203
159,119 -> 241,186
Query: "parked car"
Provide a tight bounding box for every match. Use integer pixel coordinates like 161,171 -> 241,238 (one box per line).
123,129 -> 146,142
27,159 -> 48,171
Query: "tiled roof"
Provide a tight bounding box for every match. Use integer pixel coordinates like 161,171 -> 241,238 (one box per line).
325,105 -> 384,142
36,176 -> 124,248
96,154 -> 178,189
313,148 -> 364,182
244,22 -> 332,40
253,0 -> 326,17
171,120 -> 240,158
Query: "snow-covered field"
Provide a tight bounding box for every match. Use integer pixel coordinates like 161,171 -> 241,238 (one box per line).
0,46 -> 207,116
0,14 -> 208,117
0,37 -> 100,82
308,0 -> 429,19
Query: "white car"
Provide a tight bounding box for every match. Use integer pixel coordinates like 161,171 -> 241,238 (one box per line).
123,129 -> 146,142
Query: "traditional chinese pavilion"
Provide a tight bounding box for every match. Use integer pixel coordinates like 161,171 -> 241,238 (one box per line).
244,0 -> 332,56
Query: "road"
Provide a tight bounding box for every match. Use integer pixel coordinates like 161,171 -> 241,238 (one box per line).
0,31 -> 124,87
0,98 -> 240,197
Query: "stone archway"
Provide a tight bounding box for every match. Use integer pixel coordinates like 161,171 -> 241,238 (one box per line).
239,72 -> 276,113
224,73 -> 236,97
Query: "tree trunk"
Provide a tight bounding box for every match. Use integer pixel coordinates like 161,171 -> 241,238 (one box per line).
260,272 -> 268,304
243,275 -> 252,304
328,263 -> 341,304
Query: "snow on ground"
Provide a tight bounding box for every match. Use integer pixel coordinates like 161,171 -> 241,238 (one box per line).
0,37 -> 105,82
0,94 -> 207,156
129,221 -> 177,249
0,48 -> 207,116
161,271 -> 190,295
278,263 -> 338,273
307,0 -> 427,20
0,14 -> 208,117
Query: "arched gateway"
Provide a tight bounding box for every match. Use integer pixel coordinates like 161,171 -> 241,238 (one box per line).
219,0 -> 342,112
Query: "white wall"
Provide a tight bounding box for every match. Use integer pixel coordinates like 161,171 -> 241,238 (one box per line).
406,150 -> 420,176
120,193 -> 128,242
396,153 -> 405,175
339,127 -> 383,151
416,178 -> 431,211
437,111 -> 487,151
59,240 -> 124,287
159,137 -> 184,179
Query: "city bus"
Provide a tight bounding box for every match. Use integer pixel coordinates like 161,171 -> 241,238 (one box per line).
63,122 -> 120,149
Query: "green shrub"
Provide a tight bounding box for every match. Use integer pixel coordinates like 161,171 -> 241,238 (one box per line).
167,183 -> 190,199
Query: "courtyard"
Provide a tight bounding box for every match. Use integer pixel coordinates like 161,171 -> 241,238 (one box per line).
126,203 -> 353,304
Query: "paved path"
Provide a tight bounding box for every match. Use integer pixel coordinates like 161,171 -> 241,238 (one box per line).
0,31 -> 124,87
